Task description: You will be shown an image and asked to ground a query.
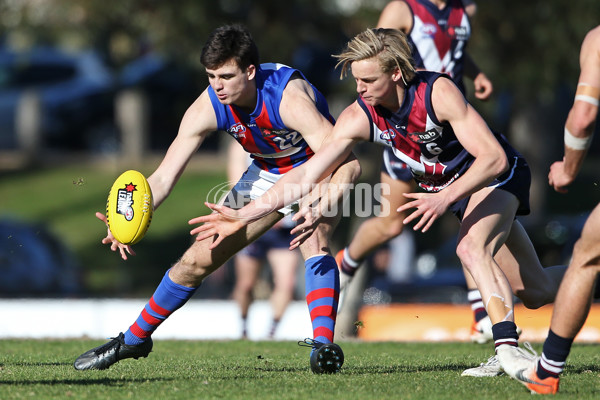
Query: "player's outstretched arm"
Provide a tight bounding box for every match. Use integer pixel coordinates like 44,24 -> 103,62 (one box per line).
548,26 -> 600,193
147,89 -> 218,210
190,101 -> 367,250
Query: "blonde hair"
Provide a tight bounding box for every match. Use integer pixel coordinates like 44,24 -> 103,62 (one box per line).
334,28 -> 416,83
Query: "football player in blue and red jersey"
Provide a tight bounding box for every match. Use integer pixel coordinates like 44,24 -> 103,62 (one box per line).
73,24 -> 360,373
335,0 -> 496,348
193,28 -> 566,382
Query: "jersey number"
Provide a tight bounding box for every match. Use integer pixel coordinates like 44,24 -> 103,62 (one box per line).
272,131 -> 303,150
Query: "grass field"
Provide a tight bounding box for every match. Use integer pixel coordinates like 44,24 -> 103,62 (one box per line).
1,339 -> 599,399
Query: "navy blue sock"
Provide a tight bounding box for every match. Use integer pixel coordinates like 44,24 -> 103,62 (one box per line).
537,329 -> 573,379
492,321 -> 519,350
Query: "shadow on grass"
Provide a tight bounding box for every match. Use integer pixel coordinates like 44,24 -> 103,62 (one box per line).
344,363 -> 475,375
569,365 -> 600,374
0,377 -> 174,385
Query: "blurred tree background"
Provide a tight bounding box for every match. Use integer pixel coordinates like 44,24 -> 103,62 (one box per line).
1,0 -> 599,297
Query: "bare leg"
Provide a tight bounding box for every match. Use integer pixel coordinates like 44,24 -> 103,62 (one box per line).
494,220 -> 566,309
346,172 -> 414,262
457,188 -> 518,325
267,248 -> 299,333
232,253 -> 262,337
551,204 -> 600,338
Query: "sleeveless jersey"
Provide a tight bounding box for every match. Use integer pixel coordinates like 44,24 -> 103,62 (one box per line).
209,63 -> 332,174
404,0 -> 470,93
359,71 -> 519,192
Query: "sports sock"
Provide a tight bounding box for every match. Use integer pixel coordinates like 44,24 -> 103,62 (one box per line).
241,317 -> 248,339
305,254 -> 339,343
492,321 -> 519,350
536,329 -> 573,379
268,318 -> 280,339
340,248 -> 360,276
124,269 -> 198,345
467,289 -> 488,322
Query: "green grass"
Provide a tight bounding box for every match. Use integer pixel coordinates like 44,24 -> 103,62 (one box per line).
1,340 -> 599,399
0,163 -> 227,296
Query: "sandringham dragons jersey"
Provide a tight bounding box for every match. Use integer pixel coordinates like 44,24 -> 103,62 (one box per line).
405,0 -> 470,93
359,71 -> 519,192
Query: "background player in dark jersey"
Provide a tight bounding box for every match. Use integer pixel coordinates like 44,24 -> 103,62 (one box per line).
511,25 -> 600,395
73,24 -> 360,373
335,0 -> 496,347
194,28 -> 566,381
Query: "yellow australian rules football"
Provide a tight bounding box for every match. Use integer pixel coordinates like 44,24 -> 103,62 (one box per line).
106,170 -> 153,245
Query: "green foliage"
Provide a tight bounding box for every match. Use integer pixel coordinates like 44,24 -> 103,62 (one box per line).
469,0 -> 600,105
1,340 -> 600,399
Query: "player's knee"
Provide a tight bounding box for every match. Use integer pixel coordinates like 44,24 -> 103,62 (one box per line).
518,293 -> 546,309
176,252 -> 212,281
384,220 -> 405,238
455,236 -> 481,268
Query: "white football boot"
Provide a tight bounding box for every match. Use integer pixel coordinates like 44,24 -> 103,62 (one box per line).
461,355 -> 503,377
496,342 -> 538,380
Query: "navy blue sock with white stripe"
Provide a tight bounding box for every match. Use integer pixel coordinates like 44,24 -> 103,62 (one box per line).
492,321 -> 520,350
536,329 -> 573,379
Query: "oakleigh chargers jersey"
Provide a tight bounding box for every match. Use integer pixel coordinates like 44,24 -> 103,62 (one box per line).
405,0 -> 470,92
208,63 -> 333,175
359,71 -> 519,192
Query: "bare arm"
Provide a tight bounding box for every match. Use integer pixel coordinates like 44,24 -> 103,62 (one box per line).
463,52 -> 493,100
190,101 -> 369,248
432,77 -> 507,204
399,77 -> 507,231
99,88 -> 217,259
147,89 -> 218,209
549,26 -> 600,193
377,0 -> 412,32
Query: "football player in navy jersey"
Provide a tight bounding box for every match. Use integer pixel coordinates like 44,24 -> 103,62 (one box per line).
194,28 -> 566,381
511,25 -> 600,395
337,0 -> 495,344
335,0 -> 496,348
73,24 -> 359,373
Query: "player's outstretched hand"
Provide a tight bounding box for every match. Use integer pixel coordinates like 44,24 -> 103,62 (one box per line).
289,205 -> 319,250
95,212 -> 136,260
188,202 -> 247,250
397,192 -> 450,233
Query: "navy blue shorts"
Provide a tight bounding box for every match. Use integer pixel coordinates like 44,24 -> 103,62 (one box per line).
239,225 -> 294,259
449,154 -> 531,221
381,147 -> 413,182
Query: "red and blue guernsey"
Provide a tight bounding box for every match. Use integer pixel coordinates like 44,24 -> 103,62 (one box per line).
208,63 -> 333,175
405,0 -> 470,93
359,71 -> 519,192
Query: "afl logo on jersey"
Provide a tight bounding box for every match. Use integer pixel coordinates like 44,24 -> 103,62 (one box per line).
380,130 -> 396,141
229,123 -> 247,139
420,24 -> 437,37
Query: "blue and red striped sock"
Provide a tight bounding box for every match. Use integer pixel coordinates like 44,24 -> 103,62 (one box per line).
124,269 -> 198,345
305,254 -> 339,344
